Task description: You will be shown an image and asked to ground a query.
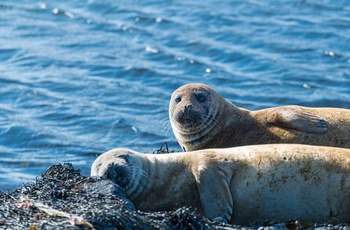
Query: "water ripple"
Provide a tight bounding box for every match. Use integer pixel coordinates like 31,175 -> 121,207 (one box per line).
0,0 -> 349,190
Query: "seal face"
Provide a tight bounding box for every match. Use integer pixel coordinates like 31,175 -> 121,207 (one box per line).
91,149 -> 152,202
91,145 -> 350,225
105,154 -> 132,188
171,86 -> 213,130
169,83 -> 350,151
169,83 -> 228,151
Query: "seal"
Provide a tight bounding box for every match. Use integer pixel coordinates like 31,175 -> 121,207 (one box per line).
91,144 -> 350,225
169,83 -> 350,151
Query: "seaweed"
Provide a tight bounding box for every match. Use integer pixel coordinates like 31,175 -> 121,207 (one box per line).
0,161 -> 349,229
0,163 -> 236,229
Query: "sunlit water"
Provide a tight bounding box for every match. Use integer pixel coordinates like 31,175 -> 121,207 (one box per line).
0,0 -> 349,191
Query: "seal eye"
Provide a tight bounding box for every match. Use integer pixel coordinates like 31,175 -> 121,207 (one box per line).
174,96 -> 181,103
195,93 -> 206,103
118,154 -> 130,165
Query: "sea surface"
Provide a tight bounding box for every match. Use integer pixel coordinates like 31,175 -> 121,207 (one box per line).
0,0 -> 349,191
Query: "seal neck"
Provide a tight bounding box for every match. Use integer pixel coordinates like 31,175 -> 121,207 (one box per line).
126,154 -> 156,202
177,100 -> 242,151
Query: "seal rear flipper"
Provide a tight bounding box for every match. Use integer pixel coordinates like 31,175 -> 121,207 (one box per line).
267,107 -> 328,133
195,166 -> 233,223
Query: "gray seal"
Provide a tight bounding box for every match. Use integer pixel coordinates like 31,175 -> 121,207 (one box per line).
169,83 -> 350,151
91,144 -> 350,225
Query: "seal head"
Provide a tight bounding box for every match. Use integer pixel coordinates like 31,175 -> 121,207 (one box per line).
169,83 -> 241,151
91,148 -> 151,201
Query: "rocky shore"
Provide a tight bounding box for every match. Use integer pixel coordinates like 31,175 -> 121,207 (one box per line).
0,163 -> 349,230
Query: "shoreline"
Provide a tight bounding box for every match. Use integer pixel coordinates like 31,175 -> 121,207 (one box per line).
0,163 -> 349,230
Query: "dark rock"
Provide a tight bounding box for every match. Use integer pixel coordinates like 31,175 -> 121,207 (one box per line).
0,163 -> 237,229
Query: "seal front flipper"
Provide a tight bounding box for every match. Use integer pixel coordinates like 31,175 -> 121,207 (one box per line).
266,107 -> 328,133
195,165 -> 233,223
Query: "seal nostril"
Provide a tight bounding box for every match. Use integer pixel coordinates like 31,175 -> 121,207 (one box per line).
184,104 -> 192,114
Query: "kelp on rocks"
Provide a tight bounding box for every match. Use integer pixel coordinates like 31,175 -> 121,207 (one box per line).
0,163 -> 239,230
0,162 -> 349,230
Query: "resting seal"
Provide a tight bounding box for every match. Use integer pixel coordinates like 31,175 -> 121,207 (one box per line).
169,83 -> 350,151
91,144 -> 350,224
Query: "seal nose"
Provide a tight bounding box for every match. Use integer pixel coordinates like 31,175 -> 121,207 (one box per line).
184,104 -> 192,115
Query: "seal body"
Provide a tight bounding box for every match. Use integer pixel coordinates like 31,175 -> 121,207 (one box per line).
91,144 -> 350,224
169,83 -> 350,151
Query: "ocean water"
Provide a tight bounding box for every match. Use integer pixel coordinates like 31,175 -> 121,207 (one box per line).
0,0 -> 349,191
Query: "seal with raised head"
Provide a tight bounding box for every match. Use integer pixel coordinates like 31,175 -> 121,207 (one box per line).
169,83 -> 350,151
91,144 -> 350,224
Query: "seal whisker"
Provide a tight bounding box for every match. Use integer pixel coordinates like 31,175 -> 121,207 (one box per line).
126,165 -> 152,201
200,114 -> 224,131
160,117 -> 172,135
160,117 -> 170,124
163,123 -> 172,135
133,168 -> 151,184
128,166 -> 151,187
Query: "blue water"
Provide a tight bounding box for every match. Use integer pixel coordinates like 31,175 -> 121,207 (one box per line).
0,0 -> 349,191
